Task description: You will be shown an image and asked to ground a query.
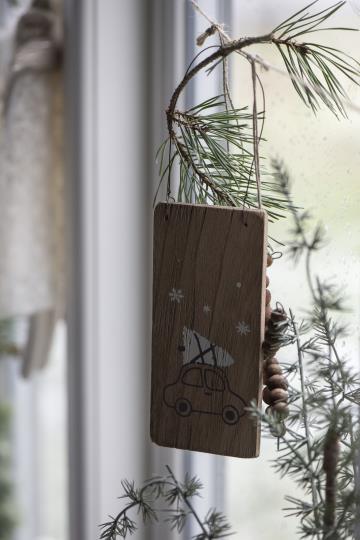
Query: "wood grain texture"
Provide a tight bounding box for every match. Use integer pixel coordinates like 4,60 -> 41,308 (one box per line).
151,202 -> 267,458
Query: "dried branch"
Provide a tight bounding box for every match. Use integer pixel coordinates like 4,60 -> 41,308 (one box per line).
323,428 -> 340,538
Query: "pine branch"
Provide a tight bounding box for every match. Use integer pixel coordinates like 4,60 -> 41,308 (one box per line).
166,33 -> 273,137
290,309 -> 322,537
161,97 -> 289,219
99,469 -> 233,539
271,1 -> 360,116
272,2 -> 353,39
156,1 -> 359,216
165,466 -> 209,538
271,160 -> 359,538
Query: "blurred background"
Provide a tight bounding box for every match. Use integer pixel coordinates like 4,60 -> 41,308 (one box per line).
0,1 -> 358,539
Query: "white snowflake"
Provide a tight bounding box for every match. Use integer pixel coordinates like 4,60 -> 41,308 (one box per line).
169,288 -> 184,303
236,321 -> 250,336
203,304 -> 211,314
236,282 -> 242,289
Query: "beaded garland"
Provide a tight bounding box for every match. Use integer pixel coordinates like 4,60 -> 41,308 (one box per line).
263,255 -> 290,434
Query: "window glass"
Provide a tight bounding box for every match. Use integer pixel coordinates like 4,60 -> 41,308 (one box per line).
205,370 -> 225,391
226,2 -> 360,539
182,367 -> 203,387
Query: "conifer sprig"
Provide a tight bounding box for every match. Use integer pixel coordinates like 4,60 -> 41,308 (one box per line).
248,160 -> 360,539
271,0 -> 360,117
158,97 -> 288,220
272,1 -> 353,38
99,466 -> 233,539
157,0 -> 360,216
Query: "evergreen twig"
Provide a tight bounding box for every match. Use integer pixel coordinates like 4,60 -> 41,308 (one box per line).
290,309 -> 322,539
266,160 -> 360,538
99,469 -> 232,539
156,1 -> 360,214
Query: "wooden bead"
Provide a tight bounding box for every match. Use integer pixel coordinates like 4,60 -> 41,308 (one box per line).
264,356 -> 279,368
262,370 -> 272,385
265,304 -> 272,322
263,369 -> 286,387
265,289 -> 271,306
265,363 -> 283,377
267,254 -> 273,267
262,386 -> 272,405
272,401 -> 289,418
264,386 -> 290,407
267,374 -> 288,390
269,388 -> 288,403
264,362 -> 279,376
266,275 -> 270,287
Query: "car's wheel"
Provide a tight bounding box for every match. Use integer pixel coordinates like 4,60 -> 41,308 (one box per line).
175,398 -> 192,417
222,405 -> 240,425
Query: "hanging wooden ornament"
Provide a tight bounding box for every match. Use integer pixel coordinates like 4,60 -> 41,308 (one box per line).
151,202 -> 267,458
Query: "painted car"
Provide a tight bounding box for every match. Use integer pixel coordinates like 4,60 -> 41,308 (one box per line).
163,363 -> 247,425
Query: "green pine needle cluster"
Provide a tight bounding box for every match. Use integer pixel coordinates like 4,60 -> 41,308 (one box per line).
249,160 -> 360,539
100,466 -> 232,540
156,1 -> 360,217
272,1 -> 360,117
157,96 -> 288,220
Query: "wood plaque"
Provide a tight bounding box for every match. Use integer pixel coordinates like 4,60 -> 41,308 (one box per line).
151,202 -> 267,458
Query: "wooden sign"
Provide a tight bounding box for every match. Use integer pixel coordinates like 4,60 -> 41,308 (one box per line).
151,203 -> 267,458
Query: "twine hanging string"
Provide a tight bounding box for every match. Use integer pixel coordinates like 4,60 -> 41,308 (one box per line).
166,139 -> 173,203
251,60 -> 262,210
164,46 -> 223,206
190,1 -> 263,211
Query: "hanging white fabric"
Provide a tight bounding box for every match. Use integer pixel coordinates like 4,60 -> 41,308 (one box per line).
0,1 -> 64,376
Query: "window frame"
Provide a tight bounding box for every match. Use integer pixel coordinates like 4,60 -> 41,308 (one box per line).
65,1 -> 232,539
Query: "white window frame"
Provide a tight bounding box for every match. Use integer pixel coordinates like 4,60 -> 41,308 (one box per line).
65,2 -> 232,539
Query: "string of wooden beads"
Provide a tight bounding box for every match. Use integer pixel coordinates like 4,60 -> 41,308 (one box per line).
263,255 -> 290,433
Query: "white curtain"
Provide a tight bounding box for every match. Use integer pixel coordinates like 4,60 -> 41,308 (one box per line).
0,2 -> 64,376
